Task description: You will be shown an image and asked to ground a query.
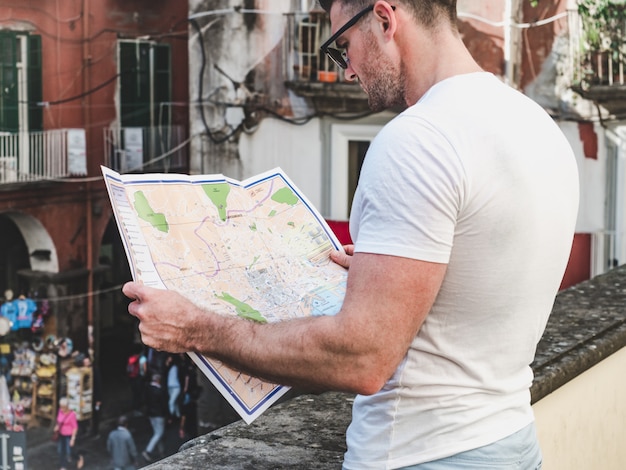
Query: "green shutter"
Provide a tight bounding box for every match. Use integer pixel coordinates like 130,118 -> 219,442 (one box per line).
153,43 -> 171,127
120,41 -> 171,128
120,41 -> 151,127
0,32 -> 18,132
28,34 -> 43,132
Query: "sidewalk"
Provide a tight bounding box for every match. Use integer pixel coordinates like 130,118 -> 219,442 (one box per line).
26,411 -> 189,470
24,373 -> 189,469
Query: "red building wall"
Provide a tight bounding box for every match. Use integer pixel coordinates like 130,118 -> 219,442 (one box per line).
0,0 -> 189,272
0,0 -> 188,353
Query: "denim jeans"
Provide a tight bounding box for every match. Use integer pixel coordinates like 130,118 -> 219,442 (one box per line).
168,385 -> 181,417
146,416 -> 165,454
399,423 -> 542,470
57,434 -> 72,468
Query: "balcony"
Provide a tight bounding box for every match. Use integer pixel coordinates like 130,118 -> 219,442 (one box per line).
103,125 -> 188,174
0,129 -> 86,186
570,4 -> 626,115
283,10 -> 370,113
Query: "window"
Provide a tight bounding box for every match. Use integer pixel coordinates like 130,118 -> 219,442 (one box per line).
329,124 -> 382,220
0,32 -> 42,133
116,40 -> 180,172
118,40 -> 171,128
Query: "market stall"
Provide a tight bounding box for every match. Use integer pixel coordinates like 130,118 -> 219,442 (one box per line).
0,288 -> 93,433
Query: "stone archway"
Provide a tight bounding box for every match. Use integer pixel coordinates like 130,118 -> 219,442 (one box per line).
0,211 -> 58,296
2,211 -> 59,271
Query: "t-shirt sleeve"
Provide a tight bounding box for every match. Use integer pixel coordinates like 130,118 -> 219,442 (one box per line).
350,115 -> 465,263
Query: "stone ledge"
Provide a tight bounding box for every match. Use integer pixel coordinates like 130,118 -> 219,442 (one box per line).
531,264 -> 626,402
146,392 -> 353,469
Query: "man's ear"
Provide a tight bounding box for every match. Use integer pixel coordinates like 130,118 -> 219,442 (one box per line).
372,1 -> 397,38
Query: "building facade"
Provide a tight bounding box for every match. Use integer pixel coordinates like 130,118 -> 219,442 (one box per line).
2,0 -> 624,427
0,0 -> 189,398
188,0 -> 624,292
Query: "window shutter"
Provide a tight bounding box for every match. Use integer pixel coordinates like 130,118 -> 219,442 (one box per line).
0,33 -> 18,132
153,43 -> 171,127
28,34 -> 43,131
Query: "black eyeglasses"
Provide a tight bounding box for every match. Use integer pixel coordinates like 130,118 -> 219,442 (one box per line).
320,5 -> 375,70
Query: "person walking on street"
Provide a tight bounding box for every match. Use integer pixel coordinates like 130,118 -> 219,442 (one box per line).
126,348 -> 143,412
107,415 -> 138,470
142,373 -> 168,462
165,354 -> 181,422
123,0 -> 580,468
54,397 -> 78,470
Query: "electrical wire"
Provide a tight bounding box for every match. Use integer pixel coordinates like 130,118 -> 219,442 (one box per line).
40,73 -> 120,106
189,18 -> 243,144
40,283 -> 125,302
457,11 -> 568,29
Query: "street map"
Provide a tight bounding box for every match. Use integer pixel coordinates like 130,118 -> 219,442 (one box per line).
101,166 -> 348,423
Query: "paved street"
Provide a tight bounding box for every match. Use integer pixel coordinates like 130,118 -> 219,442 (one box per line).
26,411 -> 189,470
23,372 -> 198,470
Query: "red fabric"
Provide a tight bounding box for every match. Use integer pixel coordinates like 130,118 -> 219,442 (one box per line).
326,220 -> 352,246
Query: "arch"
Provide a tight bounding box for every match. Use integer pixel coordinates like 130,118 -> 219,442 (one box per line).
2,211 -> 59,273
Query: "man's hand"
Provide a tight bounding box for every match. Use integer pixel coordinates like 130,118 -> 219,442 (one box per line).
330,244 -> 354,269
122,282 -> 202,353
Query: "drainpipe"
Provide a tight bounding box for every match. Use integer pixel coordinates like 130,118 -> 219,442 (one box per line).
503,0 -> 522,88
503,0 -> 513,86
83,0 -> 94,331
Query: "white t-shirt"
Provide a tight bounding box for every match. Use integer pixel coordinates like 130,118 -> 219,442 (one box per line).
343,73 -> 579,469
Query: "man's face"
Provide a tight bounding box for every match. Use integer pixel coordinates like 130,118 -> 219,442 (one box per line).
356,28 -> 406,112
329,3 -> 406,111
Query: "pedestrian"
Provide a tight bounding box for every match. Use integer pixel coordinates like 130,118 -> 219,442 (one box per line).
178,385 -> 198,441
142,373 -> 168,462
126,347 -> 143,412
165,354 -> 181,422
123,1 -> 579,469
139,346 -> 148,380
54,397 -> 78,470
179,354 -> 197,403
107,415 -> 138,470
146,346 -> 167,378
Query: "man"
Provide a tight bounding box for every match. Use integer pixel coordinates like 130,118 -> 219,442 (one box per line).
107,415 -> 138,470
123,1 -> 579,468
142,373 -> 168,462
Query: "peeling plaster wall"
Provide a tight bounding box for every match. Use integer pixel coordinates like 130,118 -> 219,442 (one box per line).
188,0 -> 306,180
559,121 -> 605,233
239,118 -> 322,209
457,0 -> 506,76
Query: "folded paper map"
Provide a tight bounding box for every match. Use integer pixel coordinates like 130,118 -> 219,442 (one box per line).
101,166 -> 348,423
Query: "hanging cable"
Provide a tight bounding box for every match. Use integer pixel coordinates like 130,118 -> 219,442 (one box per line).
457,11 -> 568,29
39,73 -> 120,106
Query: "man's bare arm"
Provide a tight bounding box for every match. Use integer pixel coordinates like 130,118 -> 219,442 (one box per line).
123,252 -> 446,395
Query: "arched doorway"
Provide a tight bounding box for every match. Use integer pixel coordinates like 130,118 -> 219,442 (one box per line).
0,214 -> 30,296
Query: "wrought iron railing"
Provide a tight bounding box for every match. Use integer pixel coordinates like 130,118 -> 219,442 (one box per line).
0,129 -> 86,184
103,125 -> 187,173
570,8 -> 626,89
283,9 -> 344,84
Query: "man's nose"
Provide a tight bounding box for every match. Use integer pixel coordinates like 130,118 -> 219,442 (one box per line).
344,62 -> 357,82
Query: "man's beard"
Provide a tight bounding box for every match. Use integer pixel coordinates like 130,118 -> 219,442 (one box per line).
360,32 -> 406,112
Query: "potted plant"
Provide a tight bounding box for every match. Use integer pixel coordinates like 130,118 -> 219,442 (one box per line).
576,0 -> 626,85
